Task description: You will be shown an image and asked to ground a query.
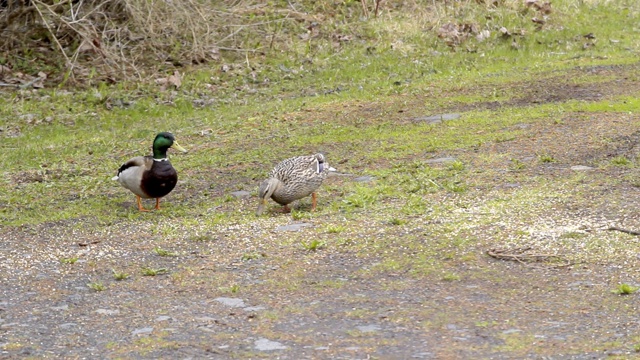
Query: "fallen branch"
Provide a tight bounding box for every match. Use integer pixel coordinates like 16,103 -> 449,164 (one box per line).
487,246 -> 572,267
607,226 -> 640,236
78,240 -> 101,247
0,76 -> 44,89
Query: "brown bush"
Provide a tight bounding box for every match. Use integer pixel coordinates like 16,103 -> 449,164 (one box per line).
0,0 -> 309,84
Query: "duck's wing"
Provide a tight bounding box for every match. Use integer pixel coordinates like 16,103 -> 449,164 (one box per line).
112,156 -> 153,180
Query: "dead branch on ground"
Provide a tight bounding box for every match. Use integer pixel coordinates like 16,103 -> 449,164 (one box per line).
487,246 -> 573,268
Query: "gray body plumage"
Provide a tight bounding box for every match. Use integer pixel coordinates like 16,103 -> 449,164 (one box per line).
257,153 -> 334,215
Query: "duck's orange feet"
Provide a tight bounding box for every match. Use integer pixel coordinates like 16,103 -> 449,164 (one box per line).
282,205 -> 291,213
155,198 -> 161,210
136,196 -> 150,212
311,192 -> 317,212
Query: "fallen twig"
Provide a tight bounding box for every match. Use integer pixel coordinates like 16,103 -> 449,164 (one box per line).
607,226 -> 640,236
0,77 -> 44,89
78,240 -> 101,247
487,247 -> 572,268
374,0 -> 383,18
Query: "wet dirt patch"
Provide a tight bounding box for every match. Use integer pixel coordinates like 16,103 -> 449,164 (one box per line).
430,63 -> 640,113
485,112 -> 640,166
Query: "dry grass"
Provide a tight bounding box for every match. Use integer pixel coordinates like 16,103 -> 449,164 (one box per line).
0,0 -> 312,83
0,0 -> 562,84
0,0 -> 634,90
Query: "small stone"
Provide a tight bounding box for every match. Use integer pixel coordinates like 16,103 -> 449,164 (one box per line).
230,190 -> 251,199
571,165 -> 594,171
412,352 -> 434,359
59,323 -> 77,329
276,223 -> 313,232
411,113 -> 461,124
195,316 -> 217,322
354,176 -> 375,182
50,304 -> 69,311
502,328 -> 522,334
315,346 -> 330,350
356,324 -> 381,332
254,338 -> 287,351
198,326 -> 216,333
214,297 -> 246,308
95,309 -> 119,315
243,306 -> 266,312
132,327 -> 153,335
425,157 -> 457,164
155,316 -> 172,322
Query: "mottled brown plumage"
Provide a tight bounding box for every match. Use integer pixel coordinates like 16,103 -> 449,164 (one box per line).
256,153 -> 335,215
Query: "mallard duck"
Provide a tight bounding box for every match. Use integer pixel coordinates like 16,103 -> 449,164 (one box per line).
112,132 -> 187,212
257,153 -> 335,215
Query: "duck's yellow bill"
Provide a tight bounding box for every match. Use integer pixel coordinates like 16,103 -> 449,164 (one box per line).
171,141 -> 188,153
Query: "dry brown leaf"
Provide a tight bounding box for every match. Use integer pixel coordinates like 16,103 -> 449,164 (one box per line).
476,30 -> 491,42
0,65 -> 11,78
499,27 -> 511,37
168,71 -> 182,89
536,1 -> 552,14
33,78 -> 45,89
209,47 -> 220,61
333,34 -> 352,42
78,40 -> 95,53
532,17 -> 545,25
438,23 -> 460,39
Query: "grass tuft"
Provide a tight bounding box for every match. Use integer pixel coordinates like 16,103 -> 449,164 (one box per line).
219,284 -> 240,294
141,267 -> 169,276
301,239 -> 325,252
241,252 -> 266,261
326,225 -> 346,234
510,159 -> 527,171
154,247 -> 177,257
60,257 -> 79,264
112,270 -> 130,281
610,156 -> 631,167
87,282 -> 106,291
442,273 -> 461,282
612,284 -> 639,295
538,154 -> 556,163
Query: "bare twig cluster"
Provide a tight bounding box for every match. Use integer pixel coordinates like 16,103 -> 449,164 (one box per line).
0,0 -> 295,84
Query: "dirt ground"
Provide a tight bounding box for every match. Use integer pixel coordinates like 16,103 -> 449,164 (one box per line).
2,63 -> 640,359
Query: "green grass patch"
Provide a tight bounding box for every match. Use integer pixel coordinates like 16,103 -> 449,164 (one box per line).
612,284 -> 639,295
141,267 -> 169,276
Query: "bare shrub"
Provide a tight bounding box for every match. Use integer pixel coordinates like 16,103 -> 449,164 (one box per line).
0,0 -> 299,83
